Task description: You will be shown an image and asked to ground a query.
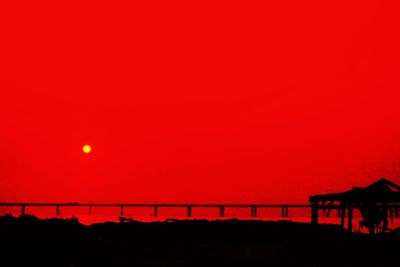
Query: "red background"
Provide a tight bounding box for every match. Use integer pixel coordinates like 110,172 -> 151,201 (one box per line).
1,1 -> 400,204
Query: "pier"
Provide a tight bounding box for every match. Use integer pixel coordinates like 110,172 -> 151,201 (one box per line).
1,202 -> 399,231
0,203 -> 307,218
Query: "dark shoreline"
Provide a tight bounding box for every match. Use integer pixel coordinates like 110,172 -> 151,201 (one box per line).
1,214 -> 399,267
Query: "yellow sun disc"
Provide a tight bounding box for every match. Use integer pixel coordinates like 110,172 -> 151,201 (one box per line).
83,145 -> 92,154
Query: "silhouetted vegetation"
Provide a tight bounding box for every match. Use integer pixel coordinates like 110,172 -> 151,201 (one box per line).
1,214 -> 399,267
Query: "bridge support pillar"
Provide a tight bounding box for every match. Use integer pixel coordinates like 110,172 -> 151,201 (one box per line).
219,206 -> 225,217
281,206 -> 289,218
251,206 -> 257,217
154,206 -> 158,216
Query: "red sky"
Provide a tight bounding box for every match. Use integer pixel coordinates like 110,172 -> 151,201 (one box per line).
1,1 -> 400,204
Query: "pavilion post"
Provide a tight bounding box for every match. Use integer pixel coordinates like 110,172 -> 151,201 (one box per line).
347,206 -> 353,232
340,205 -> 345,228
311,202 -> 318,225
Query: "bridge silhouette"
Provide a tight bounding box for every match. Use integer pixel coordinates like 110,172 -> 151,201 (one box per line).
2,202 -> 399,230
0,203 -> 311,218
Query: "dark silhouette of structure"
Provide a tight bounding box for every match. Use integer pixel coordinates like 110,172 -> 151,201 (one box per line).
0,202 -> 302,218
309,178 -> 400,233
2,181 -> 400,266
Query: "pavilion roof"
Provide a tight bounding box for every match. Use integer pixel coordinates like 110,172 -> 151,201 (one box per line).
309,178 -> 400,204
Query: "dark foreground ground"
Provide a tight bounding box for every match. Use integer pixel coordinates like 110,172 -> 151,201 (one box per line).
1,215 -> 400,267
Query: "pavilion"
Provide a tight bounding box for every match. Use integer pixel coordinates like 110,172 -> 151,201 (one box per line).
309,178 -> 400,233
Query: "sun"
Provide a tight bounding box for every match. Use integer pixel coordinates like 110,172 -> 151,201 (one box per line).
82,144 -> 92,154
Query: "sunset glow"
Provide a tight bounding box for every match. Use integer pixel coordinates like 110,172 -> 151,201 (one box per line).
0,1 -> 399,205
